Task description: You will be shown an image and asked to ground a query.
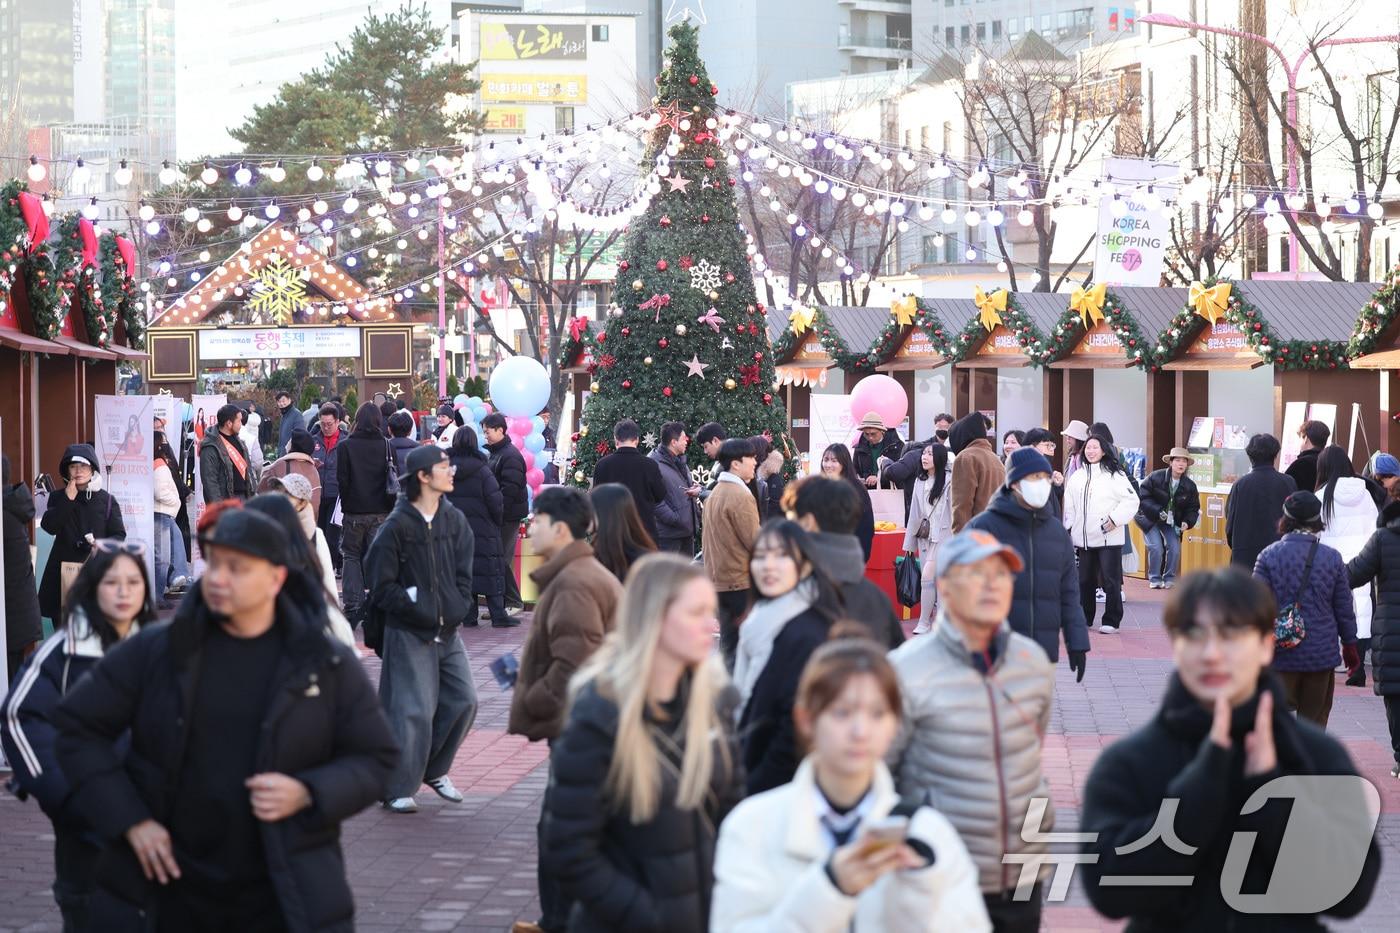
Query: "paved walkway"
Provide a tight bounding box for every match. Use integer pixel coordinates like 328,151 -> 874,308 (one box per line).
3,581 -> 1398,931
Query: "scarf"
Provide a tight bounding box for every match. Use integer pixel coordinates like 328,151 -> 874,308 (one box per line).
220,433 -> 248,479
733,577 -> 818,721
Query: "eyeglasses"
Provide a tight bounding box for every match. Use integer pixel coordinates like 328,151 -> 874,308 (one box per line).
432,463 -> 457,475
94,539 -> 147,557
948,564 -> 1014,585
1036,442 -> 1057,452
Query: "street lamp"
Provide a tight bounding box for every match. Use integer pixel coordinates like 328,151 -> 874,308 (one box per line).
1141,13 -> 1400,272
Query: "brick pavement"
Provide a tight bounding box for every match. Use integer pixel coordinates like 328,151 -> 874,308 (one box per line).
4,582 -> 1400,932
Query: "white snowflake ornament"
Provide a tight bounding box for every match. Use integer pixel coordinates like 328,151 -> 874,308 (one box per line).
688,258 -> 723,294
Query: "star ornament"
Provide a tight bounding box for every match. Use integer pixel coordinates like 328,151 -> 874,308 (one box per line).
386,382 -> 403,398
656,101 -> 685,132
684,354 -> 710,378
642,431 -> 658,449
666,174 -> 692,193
665,0 -> 707,24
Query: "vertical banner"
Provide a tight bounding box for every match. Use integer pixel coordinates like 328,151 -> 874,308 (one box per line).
94,396 -> 157,584
190,394 -> 227,576
809,395 -> 856,477
1093,157 -> 1178,287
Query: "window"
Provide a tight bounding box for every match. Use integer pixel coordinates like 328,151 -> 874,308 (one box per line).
945,25 -> 955,45
922,235 -> 943,264
920,124 -> 930,150
960,24 -> 970,43
1007,16 -> 1016,33
555,107 -> 575,132
976,22 -> 986,40
945,0 -> 953,5
992,20 -> 1002,37
1040,13 -> 1051,31
591,24 -> 609,41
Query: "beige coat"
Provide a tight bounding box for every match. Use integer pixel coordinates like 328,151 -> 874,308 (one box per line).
702,475 -> 761,593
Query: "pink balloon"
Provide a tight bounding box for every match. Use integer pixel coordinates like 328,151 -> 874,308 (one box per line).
481,402 -> 493,414
526,468 -> 544,487
849,374 -> 908,430
509,416 -> 531,437
521,450 -> 536,471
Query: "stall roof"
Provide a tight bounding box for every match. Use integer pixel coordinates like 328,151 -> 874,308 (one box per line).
106,344 -> 150,362
1235,281 -> 1379,342
51,336 -> 117,360
0,329 -> 70,355
1111,286 -> 1191,338
823,305 -> 893,352
765,305 -> 789,343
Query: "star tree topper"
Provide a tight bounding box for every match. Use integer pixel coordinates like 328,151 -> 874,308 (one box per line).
665,0 -> 707,24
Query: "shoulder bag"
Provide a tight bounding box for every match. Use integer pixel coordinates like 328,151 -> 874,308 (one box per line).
383,439 -> 400,499
1275,538 -> 1319,650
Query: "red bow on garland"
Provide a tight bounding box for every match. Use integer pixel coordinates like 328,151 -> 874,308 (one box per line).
739,363 -> 762,386
115,235 -> 136,275
17,192 -> 49,253
77,218 -> 99,268
568,315 -> 588,341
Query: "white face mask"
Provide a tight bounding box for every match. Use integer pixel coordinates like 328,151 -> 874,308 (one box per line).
1018,478 -> 1052,509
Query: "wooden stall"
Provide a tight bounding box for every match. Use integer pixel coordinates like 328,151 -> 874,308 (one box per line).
0,281 -> 70,482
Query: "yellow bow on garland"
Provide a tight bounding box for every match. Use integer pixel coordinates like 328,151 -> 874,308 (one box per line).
789,303 -> 816,336
1188,281 -> 1232,323
1070,282 -> 1107,328
974,286 -> 1007,332
891,295 -> 918,327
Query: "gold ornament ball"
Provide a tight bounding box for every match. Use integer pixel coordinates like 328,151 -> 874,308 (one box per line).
643,356 -> 653,366
724,378 -> 736,390
632,279 -> 644,292
589,381 -> 600,393
709,290 -> 720,301
692,105 -> 702,113
574,470 -> 586,483
675,324 -> 687,336
580,425 -> 589,437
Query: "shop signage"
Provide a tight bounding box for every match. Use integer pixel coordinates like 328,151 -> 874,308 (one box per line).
483,107 -> 528,133
791,418 -> 810,428
1184,320 -> 1258,360
894,328 -> 944,361
198,327 -> 361,360
1093,157 -> 1178,287
1072,319 -> 1125,355
974,325 -> 1023,357
481,22 -> 587,61
481,74 -> 588,104
792,336 -> 832,364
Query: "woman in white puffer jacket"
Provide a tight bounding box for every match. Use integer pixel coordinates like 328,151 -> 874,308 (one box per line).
1317,445 -> 1379,661
1063,435 -> 1140,633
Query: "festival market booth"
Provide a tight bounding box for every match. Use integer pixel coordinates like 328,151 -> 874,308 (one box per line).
1332,270 -> 1400,457
0,277 -> 70,481
146,224 -> 415,403
1142,279 -> 1377,571
769,307 -> 836,466
946,289 -> 1066,456
873,296 -> 956,445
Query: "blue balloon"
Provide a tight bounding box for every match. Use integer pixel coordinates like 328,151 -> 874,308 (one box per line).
531,416 -> 546,434
453,393 -> 469,408
468,396 -> 482,406
525,433 -> 546,454
488,356 -> 551,417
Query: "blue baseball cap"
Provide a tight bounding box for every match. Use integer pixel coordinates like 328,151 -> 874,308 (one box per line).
935,528 -> 1025,579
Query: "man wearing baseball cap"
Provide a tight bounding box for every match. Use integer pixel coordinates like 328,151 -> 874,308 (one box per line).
364,444 -> 479,813
888,528 -> 1057,929
54,507 -> 397,929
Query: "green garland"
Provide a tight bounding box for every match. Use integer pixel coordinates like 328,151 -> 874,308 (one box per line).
56,215 -> 112,347
1141,279 -> 1350,372
0,180 -> 27,297
945,292 -> 1063,366
1031,291 -> 1158,370
22,246 -> 73,341
101,235 -> 143,349
1347,264 -> 1400,359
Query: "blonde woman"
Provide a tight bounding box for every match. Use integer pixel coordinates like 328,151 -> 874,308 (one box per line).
543,554 -> 743,933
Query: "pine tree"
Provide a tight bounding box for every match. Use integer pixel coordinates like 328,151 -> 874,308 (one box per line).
568,21 -> 789,484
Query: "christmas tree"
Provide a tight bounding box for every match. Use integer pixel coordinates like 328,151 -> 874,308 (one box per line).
568,20 -> 789,484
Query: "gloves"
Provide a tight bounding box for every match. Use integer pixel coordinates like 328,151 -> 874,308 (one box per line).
1343,642 -> 1361,675
1068,650 -> 1088,683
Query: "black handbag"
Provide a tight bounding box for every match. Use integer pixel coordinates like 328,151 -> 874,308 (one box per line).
383,440 -> 400,499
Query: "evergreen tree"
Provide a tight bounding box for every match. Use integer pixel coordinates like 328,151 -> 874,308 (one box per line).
568,21 -> 789,484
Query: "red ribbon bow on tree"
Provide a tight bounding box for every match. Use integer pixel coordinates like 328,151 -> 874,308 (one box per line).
639,292 -> 672,322
739,363 -> 762,386
568,315 -> 588,341
697,307 -> 725,332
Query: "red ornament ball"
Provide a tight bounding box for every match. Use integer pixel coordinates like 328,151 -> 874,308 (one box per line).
762,393 -> 772,404
748,323 -> 759,336
659,215 -> 672,227
657,259 -> 668,271
724,272 -> 736,283
701,214 -> 711,224
621,326 -> 631,337
753,351 -> 764,361
597,332 -> 606,343
710,84 -> 718,95
735,324 -> 746,334
619,260 -> 630,271
663,386 -> 673,397
689,75 -> 699,86
704,157 -> 716,169
659,337 -> 669,348
728,178 -> 736,187
622,379 -> 633,390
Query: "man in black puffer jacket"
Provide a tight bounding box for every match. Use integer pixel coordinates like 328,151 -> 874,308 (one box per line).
54,509 -> 397,932
38,444 -> 126,622
968,448 -> 1089,676
364,446 -> 478,813
483,412 -> 529,613
1347,497 -> 1400,773
1081,568 -> 1379,930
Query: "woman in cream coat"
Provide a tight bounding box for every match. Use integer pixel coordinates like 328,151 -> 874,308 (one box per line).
901,442 -> 953,635
711,637 -> 988,932
1063,434 -> 1140,633
268,472 -> 356,648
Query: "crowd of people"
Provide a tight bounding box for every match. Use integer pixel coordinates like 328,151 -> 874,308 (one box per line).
0,400 -> 1390,932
